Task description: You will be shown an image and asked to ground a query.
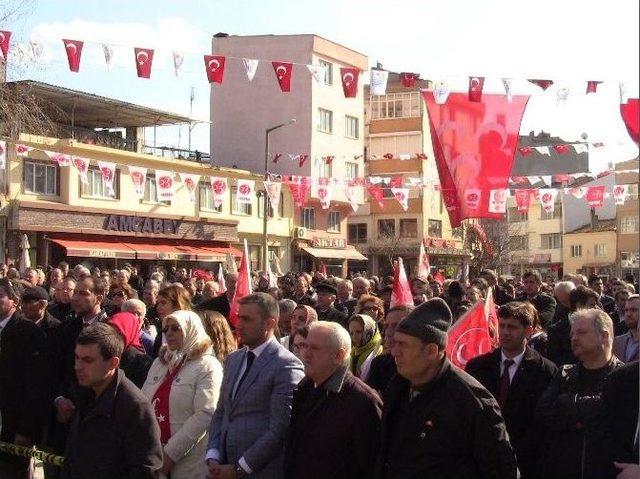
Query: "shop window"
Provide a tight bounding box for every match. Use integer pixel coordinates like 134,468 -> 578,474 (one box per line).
23,160 -> 58,195
199,183 -> 222,212
82,167 -> 119,199
399,219 -> 418,238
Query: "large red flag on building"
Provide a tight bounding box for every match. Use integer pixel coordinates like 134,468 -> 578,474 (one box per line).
447,289 -> 498,368
390,257 -> 413,309
421,91 -> 529,227
228,241 -> 252,328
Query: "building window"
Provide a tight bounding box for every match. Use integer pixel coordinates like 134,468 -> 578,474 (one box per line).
23,160 -> 57,195
142,175 -> 171,205
317,108 -> 333,133
199,183 -> 222,212
510,235 -> 528,250
370,92 -> 421,119
428,219 -> 442,238
301,207 -> 315,229
570,245 -> 583,257
345,115 -> 359,139
378,219 -> 396,238
348,224 -> 367,243
621,216 -> 639,234
345,162 -> 359,179
595,243 -> 607,257
399,219 -> 418,238
508,208 -> 528,222
258,192 -> 281,218
328,211 -> 341,232
318,160 -> 332,178
319,59 -> 333,85
540,203 -> 562,220
231,187 -> 252,215
82,167 -> 119,199
541,233 -> 562,249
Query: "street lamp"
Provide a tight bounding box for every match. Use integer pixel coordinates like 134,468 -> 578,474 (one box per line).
263,119 -> 296,272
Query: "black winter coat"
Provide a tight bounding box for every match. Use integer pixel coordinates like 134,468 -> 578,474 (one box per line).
516,292 -> 557,329
376,358 -> 518,479
316,305 -> 348,328
120,346 -> 153,389
546,318 -> 577,367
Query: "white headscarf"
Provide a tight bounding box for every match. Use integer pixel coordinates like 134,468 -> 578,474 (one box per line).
160,310 -> 211,372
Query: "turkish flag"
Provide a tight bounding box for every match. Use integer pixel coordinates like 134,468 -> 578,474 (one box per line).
400,72 -> 419,88
366,184 -> 385,208
422,91 -> 529,227
228,245 -> 252,328
272,61 -> 293,92
528,79 -> 554,91
390,257 -> 413,309
447,291 -> 496,368
620,98 -> 639,144
340,67 -> 360,98
553,144 -> 570,155
586,81 -> 602,94
134,48 -> 154,79
204,55 -> 226,84
586,185 -> 606,208
519,147 -> 533,156
0,31 -> 11,60
468,77 -> 485,102
62,39 -> 84,72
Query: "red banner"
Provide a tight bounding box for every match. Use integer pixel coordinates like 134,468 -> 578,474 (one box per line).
272,61 -> 293,92
0,31 -> 10,60
422,91 -> 530,227
586,185 -> 605,208
340,67 -> 359,98
515,189 -> 532,212
621,98 -> 639,144
204,55 -> 226,84
134,48 -> 154,79
446,294 -> 495,368
400,72 -> 419,88
63,39 -> 84,72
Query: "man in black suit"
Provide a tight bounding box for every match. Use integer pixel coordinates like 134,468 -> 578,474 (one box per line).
466,301 -> 557,479
516,270 -> 557,329
315,283 -> 348,328
195,272 -> 237,320
610,289 -> 630,337
335,279 -> 357,318
588,274 -> 615,314
0,279 -> 49,478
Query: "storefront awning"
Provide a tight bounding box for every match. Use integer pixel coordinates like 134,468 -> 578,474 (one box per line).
300,245 -> 367,261
50,237 -> 241,262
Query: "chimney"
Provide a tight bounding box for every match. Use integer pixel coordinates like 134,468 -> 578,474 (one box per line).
590,208 -> 598,229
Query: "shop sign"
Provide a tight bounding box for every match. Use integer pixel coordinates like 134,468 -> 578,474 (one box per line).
105,215 -> 182,235
424,237 -> 458,249
312,237 -> 346,249
89,249 -> 117,258
534,254 -> 552,263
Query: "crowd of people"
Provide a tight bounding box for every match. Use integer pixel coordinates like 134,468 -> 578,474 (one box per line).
0,259 -> 638,479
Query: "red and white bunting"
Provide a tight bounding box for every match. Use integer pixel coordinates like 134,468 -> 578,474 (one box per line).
172,51 -> 185,77
573,144 -> 589,154
367,184 -> 385,208
72,156 -> 89,184
156,170 -> 175,201
0,141 -> 6,169
340,67 -> 359,98
391,187 -> 409,211
586,81 -> 602,94
536,146 -> 551,156
210,177 -> 228,208
316,183 -> 332,209
529,79 -> 554,90
539,188 -> 558,213
514,189 -> 533,213
468,76 -> 485,102
204,55 -> 226,84
586,185 -> 605,208
134,48 -> 154,79
344,184 -> 359,212
554,144 -> 571,155
613,184 -> 629,205
287,177 -> 311,208
464,189 -> 482,210
102,44 -> 114,70
45,151 -> 71,166
400,72 -> 419,88
272,61 -> 293,92
15,144 -> 32,156
502,78 -> 513,102
565,187 -> 586,199
62,39 -> 84,72
237,179 -> 254,204
434,81 -> 451,104
243,58 -> 259,82
488,189 -> 509,213
97,161 -> 116,195
0,30 -> 11,60
298,154 -> 309,167
128,166 -> 147,198
179,173 -> 200,203
265,180 -> 282,211
307,64 -> 327,83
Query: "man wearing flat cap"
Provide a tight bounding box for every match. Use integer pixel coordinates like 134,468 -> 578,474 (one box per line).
376,297 -> 518,479
315,282 -> 348,329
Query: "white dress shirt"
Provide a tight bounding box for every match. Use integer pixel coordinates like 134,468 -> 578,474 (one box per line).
500,349 -> 526,383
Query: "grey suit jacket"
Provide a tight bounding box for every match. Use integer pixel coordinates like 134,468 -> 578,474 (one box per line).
207,337 -> 304,478
613,333 -> 639,363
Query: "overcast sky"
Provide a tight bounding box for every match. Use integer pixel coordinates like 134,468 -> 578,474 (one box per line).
4,0 -> 639,169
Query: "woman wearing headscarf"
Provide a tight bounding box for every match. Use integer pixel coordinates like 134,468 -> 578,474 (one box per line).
142,310 -> 223,479
348,314 -> 383,380
281,305 -> 318,351
108,311 -> 153,388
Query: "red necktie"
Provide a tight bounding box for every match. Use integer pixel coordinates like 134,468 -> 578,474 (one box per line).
497,359 -> 515,409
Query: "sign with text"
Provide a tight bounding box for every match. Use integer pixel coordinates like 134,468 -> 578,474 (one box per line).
312,237 -> 346,249
104,215 -> 182,235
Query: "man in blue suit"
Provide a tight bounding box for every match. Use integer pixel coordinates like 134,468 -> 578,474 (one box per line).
206,292 -> 304,479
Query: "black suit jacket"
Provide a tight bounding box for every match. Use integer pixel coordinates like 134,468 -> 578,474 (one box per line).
195,293 -> 231,318
516,292 -> 557,329
316,305 -> 348,329
599,294 -> 615,314
466,347 -> 557,479
546,318 -> 577,367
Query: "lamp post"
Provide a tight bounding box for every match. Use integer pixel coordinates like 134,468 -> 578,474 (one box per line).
263,119 -> 296,272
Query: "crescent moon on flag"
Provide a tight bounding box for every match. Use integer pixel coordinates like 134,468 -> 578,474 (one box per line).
208,59 -> 220,71
471,77 -> 480,89
137,51 -> 148,65
455,343 -> 467,366
66,42 -> 77,55
276,65 -> 287,78
474,122 -> 507,149
343,72 -> 354,85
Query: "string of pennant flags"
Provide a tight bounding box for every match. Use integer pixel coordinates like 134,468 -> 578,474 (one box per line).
2,141 -> 637,217
0,29 -> 637,104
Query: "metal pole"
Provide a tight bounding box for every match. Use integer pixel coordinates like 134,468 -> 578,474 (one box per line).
262,129 -> 269,272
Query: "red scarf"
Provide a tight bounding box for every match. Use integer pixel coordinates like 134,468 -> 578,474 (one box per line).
151,362 -> 183,445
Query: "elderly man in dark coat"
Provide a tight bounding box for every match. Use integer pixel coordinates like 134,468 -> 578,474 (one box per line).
314,282 -> 348,328
285,321 -> 382,479
376,298 -> 518,479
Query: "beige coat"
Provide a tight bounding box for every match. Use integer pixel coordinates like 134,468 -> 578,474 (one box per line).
142,351 -> 223,479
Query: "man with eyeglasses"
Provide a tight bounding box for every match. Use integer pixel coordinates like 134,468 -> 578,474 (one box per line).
47,277 -> 76,323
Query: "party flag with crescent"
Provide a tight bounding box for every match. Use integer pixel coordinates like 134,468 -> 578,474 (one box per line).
400,72 -> 419,88
210,177 -> 228,208
134,47 -> 154,79
390,257 -> 414,309
272,61 -> 293,92
340,67 -> 359,98
63,39 -> 84,72
0,31 -> 11,60
128,165 -> 147,198
468,76 -> 485,102
204,55 -> 226,84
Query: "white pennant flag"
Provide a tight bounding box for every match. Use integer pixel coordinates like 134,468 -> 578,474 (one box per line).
370,69 -> 389,96
573,144 -> 588,154
316,184 -> 333,209
46,151 -> 71,167
619,82 -> 629,104
226,252 -> 238,274
243,58 -> 259,82
488,189 -> 509,213
155,170 -> 176,201
434,81 -> 450,104
613,184 -> 629,205
369,176 -> 383,185
307,64 -> 326,83
564,187 -> 586,199
237,179 -> 255,204
210,177 -> 228,208
179,173 -> 200,203
539,188 -> 558,213
128,165 -> 147,198
217,264 -> 227,294
536,146 -> 551,156
0,141 -> 6,170
172,51 -> 185,77
102,44 -> 114,70
502,78 -> 513,102
72,156 -> 90,184
97,161 -> 116,195
264,180 -> 282,212
391,188 -> 409,211
556,85 -> 570,104
29,38 -> 44,61
399,154 -> 411,161
344,184 -> 359,212
540,175 -> 553,187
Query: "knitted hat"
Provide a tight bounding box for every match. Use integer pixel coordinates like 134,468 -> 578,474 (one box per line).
395,297 -> 452,347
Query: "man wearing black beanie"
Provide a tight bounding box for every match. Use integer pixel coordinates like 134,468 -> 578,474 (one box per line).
376,297 -> 519,479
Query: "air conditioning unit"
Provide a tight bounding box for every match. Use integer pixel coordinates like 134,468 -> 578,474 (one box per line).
294,227 -> 307,239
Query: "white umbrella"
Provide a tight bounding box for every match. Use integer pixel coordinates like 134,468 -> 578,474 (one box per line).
19,234 -> 31,274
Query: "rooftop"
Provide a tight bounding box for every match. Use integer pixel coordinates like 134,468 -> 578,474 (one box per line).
567,218 -> 617,234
